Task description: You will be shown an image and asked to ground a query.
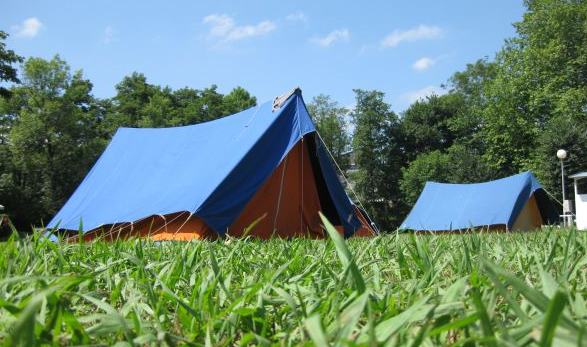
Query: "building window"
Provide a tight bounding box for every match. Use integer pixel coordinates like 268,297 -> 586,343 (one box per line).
576,179 -> 587,195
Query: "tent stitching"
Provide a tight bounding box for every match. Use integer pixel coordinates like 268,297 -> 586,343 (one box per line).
273,155 -> 288,230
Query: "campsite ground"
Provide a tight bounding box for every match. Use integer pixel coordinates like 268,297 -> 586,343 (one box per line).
0,221 -> 585,346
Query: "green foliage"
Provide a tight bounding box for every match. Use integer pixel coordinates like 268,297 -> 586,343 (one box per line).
0,31 -> 24,98
102,74 -> 257,135
307,94 -> 350,170
400,151 -> 452,206
447,58 -> 497,108
445,59 -> 497,153
351,89 -> 404,230
1,56 -> 106,227
401,93 -> 468,160
481,0 -> 587,177
480,57 -> 539,176
400,146 -> 491,206
532,116 -> 587,201
0,227 -> 585,345
222,86 -> 257,116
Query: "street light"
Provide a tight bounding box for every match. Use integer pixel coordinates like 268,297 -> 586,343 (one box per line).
557,149 -> 568,225
557,149 -> 567,203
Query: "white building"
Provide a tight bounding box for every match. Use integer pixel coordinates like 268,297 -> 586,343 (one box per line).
569,172 -> 587,230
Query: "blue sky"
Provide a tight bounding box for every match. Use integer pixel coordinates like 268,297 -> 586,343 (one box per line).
2,1 -> 524,112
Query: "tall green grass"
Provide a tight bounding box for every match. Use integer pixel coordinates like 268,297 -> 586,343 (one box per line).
0,219 -> 585,346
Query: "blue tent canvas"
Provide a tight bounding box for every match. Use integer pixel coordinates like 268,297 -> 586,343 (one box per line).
48,89 -> 375,240
399,171 -> 558,232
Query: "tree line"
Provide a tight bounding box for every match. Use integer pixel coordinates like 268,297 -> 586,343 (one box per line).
1,0 -> 586,231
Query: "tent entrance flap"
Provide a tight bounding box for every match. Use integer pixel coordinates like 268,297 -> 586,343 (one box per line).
228,140 -> 324,238
306,134 -> 341,225
511,195 -> 543,231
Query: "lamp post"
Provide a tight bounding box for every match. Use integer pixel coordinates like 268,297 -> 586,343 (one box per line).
557,149 -> 568,221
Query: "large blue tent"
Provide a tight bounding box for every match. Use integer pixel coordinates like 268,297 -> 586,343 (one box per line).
48,89 -> 374,240
399,171 -> 558,231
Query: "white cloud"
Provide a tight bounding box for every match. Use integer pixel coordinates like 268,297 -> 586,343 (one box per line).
286,11 -> 308,25
412,57 -> 435,70
102,26 -> 117,44
402,85 -> 446,104
226,21 -> 276,41
12,17 -> 43,38
311,28 -> 349,47
380,25 -> 443,48
204,14 -> 234,37
203,14 -> 276,42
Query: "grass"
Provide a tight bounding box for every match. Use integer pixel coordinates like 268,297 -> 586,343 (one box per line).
0,216 -> 586,346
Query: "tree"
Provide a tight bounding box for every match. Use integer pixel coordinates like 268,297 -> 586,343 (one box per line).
105,75 -> 257,131
222,86 -> 257,115
169,85 -> 255,125
480,0 -> 587,177
191,85 -> 225,123
400,145 -> 491,207
307,94 -> 350,171
0,32 -> 23,202
0,56 -> 104,228
446,58 -> 497,109
400,151 -> 452,207
351,89 -> 404,230
532,116 -> 587,202
0,31 -> 24,98
137,86 -> 174,128
401,93 -> 466,161
445,59 -> 497,154
102,72 -> 158,134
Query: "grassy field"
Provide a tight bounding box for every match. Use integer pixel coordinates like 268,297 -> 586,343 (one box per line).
0,217 -> 586,346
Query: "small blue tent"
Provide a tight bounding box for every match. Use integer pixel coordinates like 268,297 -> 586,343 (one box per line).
48,88 -> 374,240
399,171 -> 558,232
